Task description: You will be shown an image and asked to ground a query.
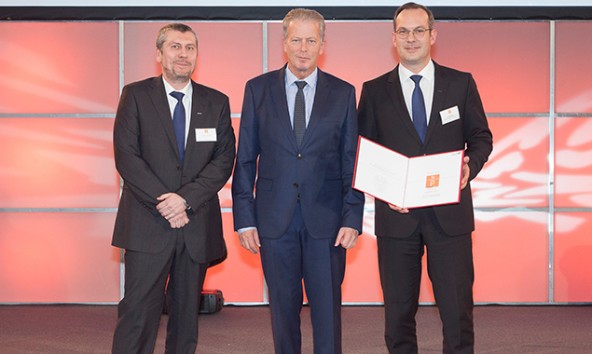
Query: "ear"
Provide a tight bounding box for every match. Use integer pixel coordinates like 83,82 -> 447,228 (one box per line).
391,31 -> 398,49
156,48 -> 162,64
430,28 -> 437,45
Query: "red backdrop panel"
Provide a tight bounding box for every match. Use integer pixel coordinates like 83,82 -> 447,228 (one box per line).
554,213 -> 592,302
218,118 -> 241,209
318,22 -> 397,98
0,213 -> 120,303
555,22 -> 592,113
473,117 -> 550,208
123,22 -> 263,114
0,23 -> 119,114
342,209 -> 383,303
473,212 -> 549,303
554,117 -> 592,208
203,213 -> 265,303
433,22 -> 550,113
0,118 -> 119,208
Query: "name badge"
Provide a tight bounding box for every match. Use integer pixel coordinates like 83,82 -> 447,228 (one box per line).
440,106 -> 460,125
195,128 -> 217,142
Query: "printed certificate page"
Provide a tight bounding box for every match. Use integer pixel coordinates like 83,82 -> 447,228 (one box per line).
353,136 -> 463,209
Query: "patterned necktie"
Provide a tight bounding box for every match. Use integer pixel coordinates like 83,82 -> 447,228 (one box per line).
170,91 -> 186,163
293,81 -> 307,147
410,75 -> 427,143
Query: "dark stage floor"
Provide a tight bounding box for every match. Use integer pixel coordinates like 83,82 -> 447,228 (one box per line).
1,305 -> 591,353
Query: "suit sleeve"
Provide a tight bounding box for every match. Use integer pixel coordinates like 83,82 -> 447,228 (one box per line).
463,74 -> 493,181
113,84 -> 170,208
357,82 -> 378,141
340,86 -> 365,233
177,95 -> 236,209
231,82 -> 260,230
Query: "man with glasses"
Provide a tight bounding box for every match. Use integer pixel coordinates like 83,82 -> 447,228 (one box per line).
357,2 -> 492,353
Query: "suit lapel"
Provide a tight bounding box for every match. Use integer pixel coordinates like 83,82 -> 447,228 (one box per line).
271,67 -> 300,150
301,69 -> 329,149
428,62 -> 450,143
387,67 -> 423,144
148,76 -> 180,159
183,81 -> 209,165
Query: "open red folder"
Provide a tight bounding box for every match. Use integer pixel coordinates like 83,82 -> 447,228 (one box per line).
353,136 -> 464,209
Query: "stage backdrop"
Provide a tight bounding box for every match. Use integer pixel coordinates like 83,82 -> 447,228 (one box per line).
0,18 -> 591,305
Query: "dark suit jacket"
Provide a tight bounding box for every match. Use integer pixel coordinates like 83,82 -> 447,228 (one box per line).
357,62 -> 492,238
232,66 -> 364,239
112,76 -> 235,265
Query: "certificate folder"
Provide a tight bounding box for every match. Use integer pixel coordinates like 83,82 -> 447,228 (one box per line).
353,136 -> 464,209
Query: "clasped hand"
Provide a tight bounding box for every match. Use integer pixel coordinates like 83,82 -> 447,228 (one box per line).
156,193 -> 189,229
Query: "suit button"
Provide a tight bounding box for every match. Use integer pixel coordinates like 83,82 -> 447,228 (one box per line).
297,153 -> 302,159
177,166 -> 182,171
293,183 -> 299,188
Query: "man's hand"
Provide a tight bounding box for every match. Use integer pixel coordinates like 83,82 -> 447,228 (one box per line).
168,211 -> 190,229
461,156 -> 471,190
156,193 -> 187,220
388,204 -> 409,214
334,227 -> 359,249
239,228 -> 261,254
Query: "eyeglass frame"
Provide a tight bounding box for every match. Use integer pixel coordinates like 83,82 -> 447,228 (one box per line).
394,27 -> 433,39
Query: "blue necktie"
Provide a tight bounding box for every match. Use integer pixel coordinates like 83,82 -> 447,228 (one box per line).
293,81 -> 307,147
410,75 -> 427,143
170,91 -> 186,163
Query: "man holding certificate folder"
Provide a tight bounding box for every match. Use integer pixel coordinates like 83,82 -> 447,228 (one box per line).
357,2 -> 492,354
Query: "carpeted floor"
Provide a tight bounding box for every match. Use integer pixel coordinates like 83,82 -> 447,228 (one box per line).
1,305 -> 591,353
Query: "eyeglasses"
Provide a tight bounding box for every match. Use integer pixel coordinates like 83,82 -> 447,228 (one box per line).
395,27 -> 431,39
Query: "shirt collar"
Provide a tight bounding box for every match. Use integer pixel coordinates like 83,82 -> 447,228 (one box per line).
399,60 -> 435,83
285,67 -> 318,89
162,77 -> 192,97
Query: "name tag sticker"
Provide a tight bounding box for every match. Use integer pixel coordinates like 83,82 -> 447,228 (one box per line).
440,106 -> 460,125
195,128 -> 217,142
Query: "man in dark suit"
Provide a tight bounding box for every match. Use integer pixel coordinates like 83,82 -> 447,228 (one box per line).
111,23 -> 235,354
232,8 -> 364,354
357,3 -> 492,353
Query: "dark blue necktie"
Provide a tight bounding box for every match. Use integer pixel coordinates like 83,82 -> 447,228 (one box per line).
410,75 -> 427,143
170,91 -> 186,163
293,81 -> 307,147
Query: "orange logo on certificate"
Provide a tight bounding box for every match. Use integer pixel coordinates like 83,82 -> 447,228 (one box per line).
425,174 -> 440,188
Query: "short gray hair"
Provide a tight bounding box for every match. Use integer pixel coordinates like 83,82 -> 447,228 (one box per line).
282,8 -> 326,41
156,23 -> 198,50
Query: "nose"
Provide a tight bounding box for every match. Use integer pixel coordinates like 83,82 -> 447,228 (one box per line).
299,41 -> 308,52
406,33 -> 417,42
